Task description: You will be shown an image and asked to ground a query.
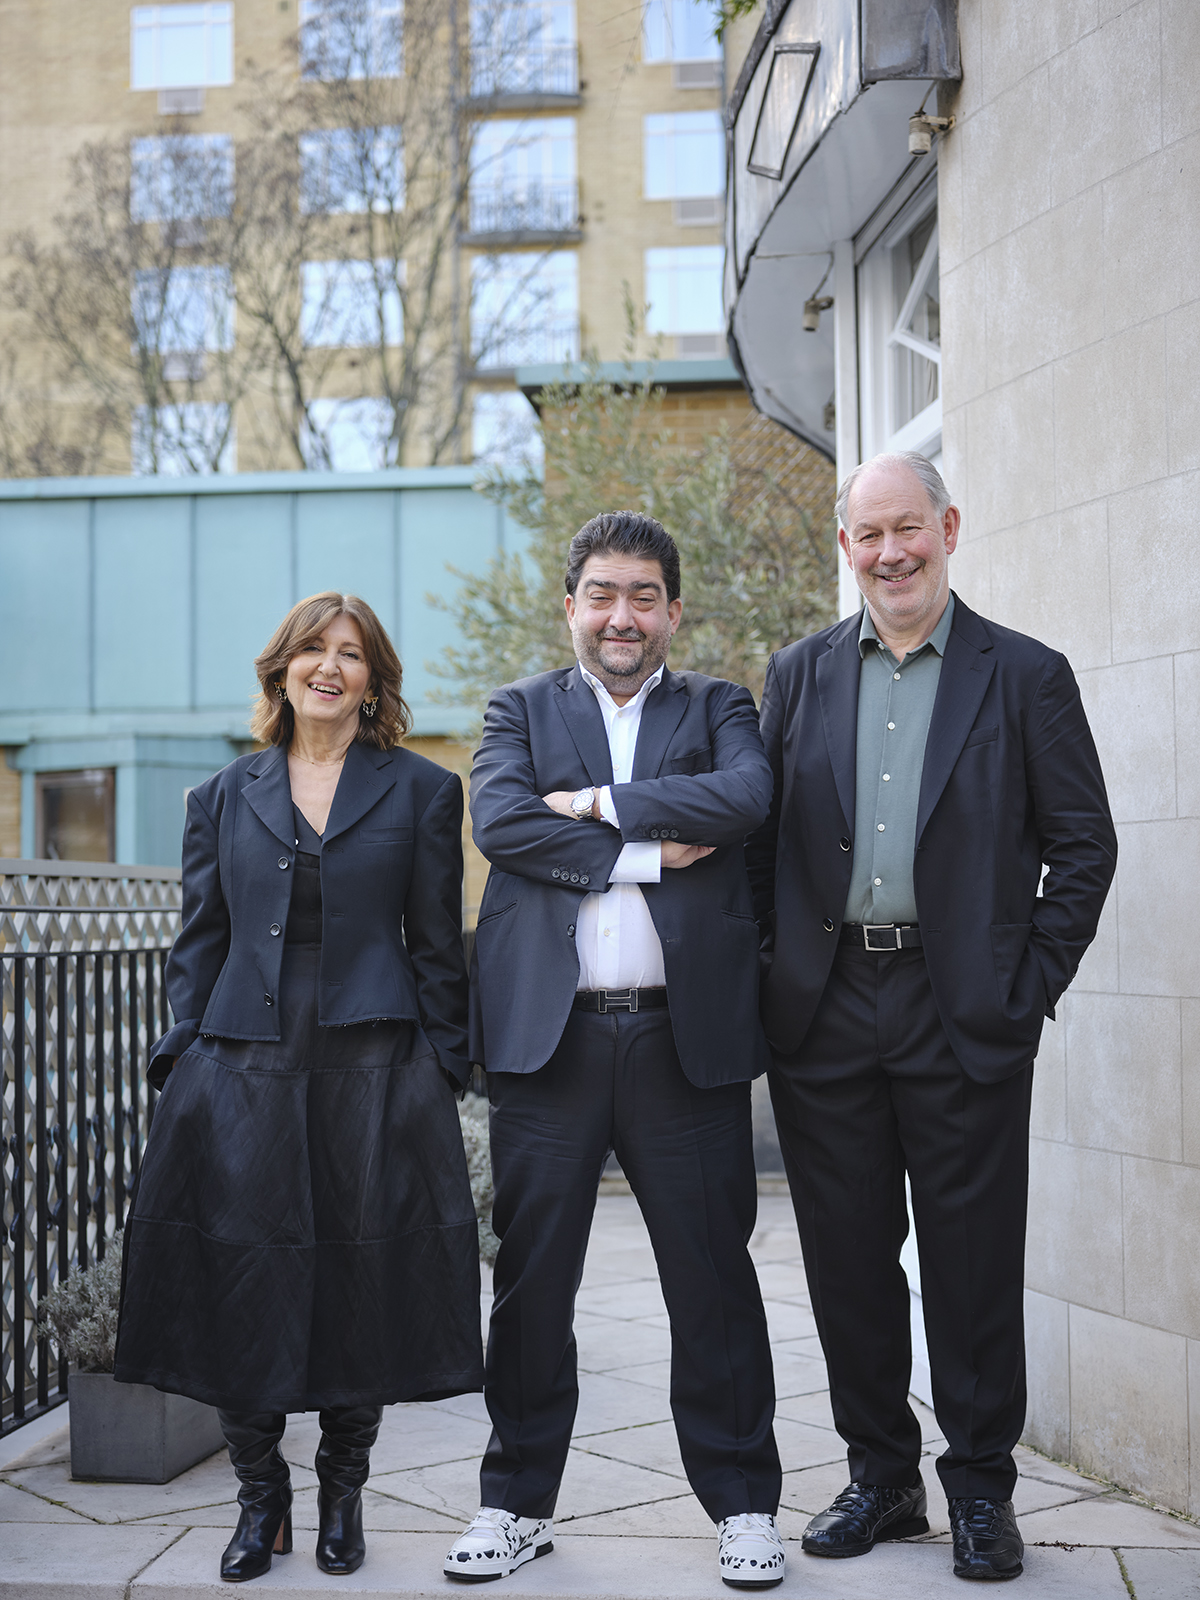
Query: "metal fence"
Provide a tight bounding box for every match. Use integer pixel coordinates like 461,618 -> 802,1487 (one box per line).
468,180 -> 579,237
469,41 -> 578,98
0,862 -> 181,1438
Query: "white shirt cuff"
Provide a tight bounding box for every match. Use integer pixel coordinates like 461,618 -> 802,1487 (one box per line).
609,841 -> 661,884
597,785 -> 619,827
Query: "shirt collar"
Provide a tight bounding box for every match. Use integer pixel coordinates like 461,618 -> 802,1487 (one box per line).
578,661 -> 665,712
858,592 -> 956,661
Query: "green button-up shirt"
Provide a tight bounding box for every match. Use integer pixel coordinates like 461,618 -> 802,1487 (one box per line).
843,595 -> 956,925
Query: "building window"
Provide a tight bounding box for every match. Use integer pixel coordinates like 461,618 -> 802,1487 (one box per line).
132,403 -> 236,474
130,134 -> 234,224
36,771 -> 115,863
469,0 -> 577,97
130,4 -> 234,89
471,251 -> 579,369
642,0 -> 720,62
644,111 -> 724,200
300,0 -> 402,81
132,265 -> 235,360
301,259 -> 403,347
645,245 -> 724,353
301,398 -> 397,470
299,126 -> 404,214
472,390 -> 543,470
470,117 -> 577,235
858,196 -> 941,458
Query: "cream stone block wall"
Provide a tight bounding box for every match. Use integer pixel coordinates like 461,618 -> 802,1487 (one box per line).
942,0 -> 1200,1511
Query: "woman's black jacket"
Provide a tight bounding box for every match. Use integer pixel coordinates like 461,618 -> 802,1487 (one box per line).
150,740 -> 469,1088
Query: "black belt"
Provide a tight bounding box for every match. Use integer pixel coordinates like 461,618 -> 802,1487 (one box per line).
840,923 -> 923,951
573,986 -> 669,1014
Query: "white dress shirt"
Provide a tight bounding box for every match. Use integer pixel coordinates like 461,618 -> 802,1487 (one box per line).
574,663 -> 667,991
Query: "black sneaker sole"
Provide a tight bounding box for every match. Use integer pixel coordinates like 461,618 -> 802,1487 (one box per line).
802,1514 -> 930,1557
953,1557 -> 1023,1581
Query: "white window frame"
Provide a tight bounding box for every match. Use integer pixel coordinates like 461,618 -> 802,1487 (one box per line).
644,244 -> 724,336
131,402 -> 236,474
470,117 -> 577,233
130,134 -> 234,223
469,0 -> 577,96
857,183 -> 941,462
470,250 -> 579,369
642,0 -> 720,62
643,111 -> 724,200
300,0 -> 402,81
301,259 -> 404,348
132,265 -> 235,354
299,126 -> 404,214
130,4 -> 234,90
301,397 -> 397,470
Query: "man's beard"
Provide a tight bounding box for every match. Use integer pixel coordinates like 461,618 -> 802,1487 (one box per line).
573,622 -> 672,687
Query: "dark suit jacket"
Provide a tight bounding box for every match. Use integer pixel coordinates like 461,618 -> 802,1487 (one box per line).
150,740 -> 469,1088
468,663 -> 774,1087
745,595 -> 1117,1084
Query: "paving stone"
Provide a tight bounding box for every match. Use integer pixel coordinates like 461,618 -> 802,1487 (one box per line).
571,1374 -> 673,1436
1,1523 -> 183,1599
1118,1546 -> 1200,1596
281,1405 -> 490,1476
0,1479 -> 93,1522
574,1318 -> 670,1373
1019,1495 -> 1200,1547
574,1280 -> 667,1319
762,1301 -> 820,1342
6,1449 -> 277,1525
559,1493 -> 711,1537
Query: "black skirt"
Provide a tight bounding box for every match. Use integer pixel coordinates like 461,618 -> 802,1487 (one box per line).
114,945 -> 484,1412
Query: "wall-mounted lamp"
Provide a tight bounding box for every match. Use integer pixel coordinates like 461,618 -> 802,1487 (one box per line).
803,295 -> 833,332
908,111 -> 955,155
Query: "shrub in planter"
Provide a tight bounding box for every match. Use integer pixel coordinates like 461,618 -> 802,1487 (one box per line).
458,1094 -> 500,1265
36,1232 -> 224,1483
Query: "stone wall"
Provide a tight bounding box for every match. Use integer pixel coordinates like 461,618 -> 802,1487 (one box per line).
939,0 -> 1200,1511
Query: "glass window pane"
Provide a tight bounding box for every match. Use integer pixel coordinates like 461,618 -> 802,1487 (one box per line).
642,0 -> 719,62
471,250 -> 578,367
37,771 -> 114,862
131,403 -> 235,474
301,397 -> 396,470
643,111 -> 722,199
644,245 -> 723,334
301,259 -> 403,346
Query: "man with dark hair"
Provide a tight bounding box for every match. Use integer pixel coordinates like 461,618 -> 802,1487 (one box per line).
747,453 -> 1115,1582
445,511 -> 785,1590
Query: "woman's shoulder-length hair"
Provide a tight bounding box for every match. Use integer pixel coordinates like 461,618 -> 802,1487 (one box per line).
250,592 -> 412,750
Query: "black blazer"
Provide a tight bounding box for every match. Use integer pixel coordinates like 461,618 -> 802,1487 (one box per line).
468,663 -> 774,1087
150,741 -> 469,1088
745,595 -> 1117,1084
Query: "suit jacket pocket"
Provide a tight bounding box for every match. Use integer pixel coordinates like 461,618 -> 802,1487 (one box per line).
475,900 -> 517,929
990,922 -> 1044,1020
667,745 -> 714,776
361,826 -> 414,843
965,725 -> 999,748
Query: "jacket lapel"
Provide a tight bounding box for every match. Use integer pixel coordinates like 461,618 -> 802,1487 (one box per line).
241,745 -> 294,848
632,669 -> 688,779
815,615 -> 862,835
554,667 -> 615,786
324,742 -> 398,842
916,597 -> 996,843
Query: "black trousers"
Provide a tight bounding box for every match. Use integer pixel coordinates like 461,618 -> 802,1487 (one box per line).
769,946 -> 1033,1501
481,1006 -> 781,1522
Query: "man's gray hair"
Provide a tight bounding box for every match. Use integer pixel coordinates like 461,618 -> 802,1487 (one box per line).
834,452 -> 952,529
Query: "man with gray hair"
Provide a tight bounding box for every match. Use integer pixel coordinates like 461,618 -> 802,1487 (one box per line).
746,452 -> 1116,1581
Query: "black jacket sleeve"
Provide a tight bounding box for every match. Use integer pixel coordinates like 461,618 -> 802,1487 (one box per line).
404,770 -> 472,1087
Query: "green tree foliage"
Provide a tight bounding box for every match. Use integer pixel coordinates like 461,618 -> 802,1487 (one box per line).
431,349 -> 837,721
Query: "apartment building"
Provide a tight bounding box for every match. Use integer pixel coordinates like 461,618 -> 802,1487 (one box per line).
0,0 -> 759,477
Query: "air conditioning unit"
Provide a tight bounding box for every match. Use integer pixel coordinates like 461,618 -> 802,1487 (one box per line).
673,60 -> 722,90
158,87 -> 205,115
676,333 -> 724,359
673,196 -> 723,227
162,351 -> 207,381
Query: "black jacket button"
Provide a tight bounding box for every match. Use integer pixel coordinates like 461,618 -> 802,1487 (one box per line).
278,857 -> 289,870
269,923 -> 281,936
580,874 -> 590,885
823,918 -> 835,932
264,993 -> 274,1005
840,836 -> 851,851
567,924 -> 576,936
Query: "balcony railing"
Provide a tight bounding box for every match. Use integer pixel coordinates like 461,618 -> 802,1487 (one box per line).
0,862 -> 181,1438
473,316 -> 579,371
468,42 -> 578,99
467,180 -> 579,237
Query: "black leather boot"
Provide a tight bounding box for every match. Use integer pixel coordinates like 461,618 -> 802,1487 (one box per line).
315,1405 -> 383,1575
217,1411 -> 293,1583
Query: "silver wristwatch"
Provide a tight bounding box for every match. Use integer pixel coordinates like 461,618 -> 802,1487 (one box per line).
570,787 -> 596,820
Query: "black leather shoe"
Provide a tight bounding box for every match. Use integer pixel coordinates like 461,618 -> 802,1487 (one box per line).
217,1411 -> 293,1583
948,1498 -> 1023,1580
314,1404 -> 383,1575
801,1479 -> 929,1557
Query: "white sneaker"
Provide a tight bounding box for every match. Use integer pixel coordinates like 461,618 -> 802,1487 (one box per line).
718,1512 -> 786,1589
444,1506 -> 554,1582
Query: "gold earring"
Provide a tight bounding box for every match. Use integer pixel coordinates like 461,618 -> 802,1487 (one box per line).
362,694 -> 378,718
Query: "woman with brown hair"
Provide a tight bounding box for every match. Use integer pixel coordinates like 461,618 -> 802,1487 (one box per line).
115,592 -> 483,1583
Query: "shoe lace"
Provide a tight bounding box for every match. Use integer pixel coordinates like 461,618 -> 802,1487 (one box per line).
469,1507 -> 515,1535
951,1498 -> 1005,1536
723,1513 -> 780,1543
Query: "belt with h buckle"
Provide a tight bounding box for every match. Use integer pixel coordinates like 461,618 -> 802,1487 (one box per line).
573,986 -> 669,1014
840,923 -> 923,951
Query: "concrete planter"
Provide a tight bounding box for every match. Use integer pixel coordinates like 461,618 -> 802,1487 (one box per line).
68,1372 -> 225,1483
